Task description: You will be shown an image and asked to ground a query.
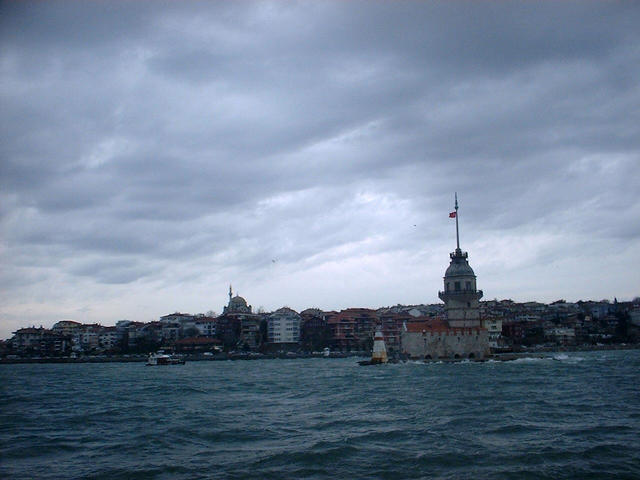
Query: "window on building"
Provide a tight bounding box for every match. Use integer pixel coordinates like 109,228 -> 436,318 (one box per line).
465,281 -> 471,290
454,281 -> 461,291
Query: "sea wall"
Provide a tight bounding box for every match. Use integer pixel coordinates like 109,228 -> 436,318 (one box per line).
401,329 -> 489,360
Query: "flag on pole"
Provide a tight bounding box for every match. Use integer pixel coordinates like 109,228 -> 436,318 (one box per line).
449,211 -> 456,218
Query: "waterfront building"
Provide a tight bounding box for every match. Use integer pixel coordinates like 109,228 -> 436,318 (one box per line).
267,307 -> 301,344
51,320 -> 82,337
120,321 -> 146,350
98,326 -> 123,351
481,318 -> 503,350
194,317 -> 218,338
401,194 -> 490,360
160,322 -> 181,342
9,327 -> 70,356
501,319 -> 539,345
136,322 -> 160,344
11,327 -> 48,350
78,324 -> 102,351
300,308 -> 331,351
544,327 -> 576,345
327,308 -> 377,351
159,312 -> 196,325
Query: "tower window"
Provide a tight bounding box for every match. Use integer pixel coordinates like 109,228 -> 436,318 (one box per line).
465,281 -> 471,290
454,281 -> 461,291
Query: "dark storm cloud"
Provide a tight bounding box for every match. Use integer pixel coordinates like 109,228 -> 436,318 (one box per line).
1,1 -> 639,336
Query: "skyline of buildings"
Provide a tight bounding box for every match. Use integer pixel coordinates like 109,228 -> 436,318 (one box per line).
5,212 -> 639,356
4,197 -> 639,356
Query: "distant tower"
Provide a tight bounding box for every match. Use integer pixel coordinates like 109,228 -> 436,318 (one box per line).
228,284 -> 233,305
438,193 -> 483,328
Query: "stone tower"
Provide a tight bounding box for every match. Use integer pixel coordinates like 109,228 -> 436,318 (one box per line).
438,194 -> 483,328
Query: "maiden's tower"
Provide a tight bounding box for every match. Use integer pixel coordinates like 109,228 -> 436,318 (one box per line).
401,194 -> 489,360
437,193 -> 483,328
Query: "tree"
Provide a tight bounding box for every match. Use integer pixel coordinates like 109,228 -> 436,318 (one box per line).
614,311 -> 630,342
183,326 -> 200,338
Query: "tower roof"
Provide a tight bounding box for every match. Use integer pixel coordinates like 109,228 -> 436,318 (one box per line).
444,250 -> 476,278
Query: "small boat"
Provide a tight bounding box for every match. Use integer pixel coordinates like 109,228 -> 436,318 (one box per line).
146,352 -> 185,366
359,326 -> 389,366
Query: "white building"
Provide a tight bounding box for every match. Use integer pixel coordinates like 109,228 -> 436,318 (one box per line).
195,318 -> 217,337
98,327 -> 123,350
78,325 -> 102,351
51,320 -> 83,337
544,327 -> 576,345
481,318 -> 503,349
159,312 -> 196,324
268,307 -> 301,344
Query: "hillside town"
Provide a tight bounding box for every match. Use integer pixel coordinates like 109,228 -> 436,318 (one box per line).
3,288 -> 639,360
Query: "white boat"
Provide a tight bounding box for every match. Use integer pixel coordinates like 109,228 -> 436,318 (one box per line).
146,352 -> 185,366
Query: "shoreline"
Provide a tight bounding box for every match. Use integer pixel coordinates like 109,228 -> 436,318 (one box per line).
0,351 -> 361,365
1,343 -> 639,365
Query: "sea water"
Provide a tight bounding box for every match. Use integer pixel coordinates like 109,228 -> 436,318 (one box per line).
1,350 -> 639,479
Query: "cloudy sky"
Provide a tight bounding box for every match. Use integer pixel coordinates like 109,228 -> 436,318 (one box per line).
1,2 -> 639,338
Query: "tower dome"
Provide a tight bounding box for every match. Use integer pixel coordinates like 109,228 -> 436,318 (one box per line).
444,252 -> 476,277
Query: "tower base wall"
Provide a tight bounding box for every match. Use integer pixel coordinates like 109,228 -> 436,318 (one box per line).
401,329 -> 489,360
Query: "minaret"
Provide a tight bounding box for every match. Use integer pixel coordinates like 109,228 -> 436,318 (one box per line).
438,193 -> 483,328
228,284 -> 233,305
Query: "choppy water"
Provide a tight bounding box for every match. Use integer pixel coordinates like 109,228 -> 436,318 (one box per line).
1,350 -> 639,480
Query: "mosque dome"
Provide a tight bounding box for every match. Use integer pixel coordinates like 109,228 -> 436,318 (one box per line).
230,296 -> 248,308
224,286 -> 253,314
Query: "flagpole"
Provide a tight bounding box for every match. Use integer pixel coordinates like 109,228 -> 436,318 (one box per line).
455,192 -> 460,251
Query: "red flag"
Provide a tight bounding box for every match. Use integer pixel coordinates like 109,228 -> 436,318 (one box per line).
449,211 -> 456,218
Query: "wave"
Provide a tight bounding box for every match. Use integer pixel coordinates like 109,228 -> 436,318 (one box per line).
553,354 -> 585,363
511,356 -> 550,363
